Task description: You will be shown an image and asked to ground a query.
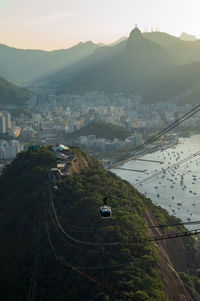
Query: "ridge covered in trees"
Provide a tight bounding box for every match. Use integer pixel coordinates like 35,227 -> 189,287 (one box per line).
68,122 -> 131,141
0,76 -> 30,105
0,147 -> 199,300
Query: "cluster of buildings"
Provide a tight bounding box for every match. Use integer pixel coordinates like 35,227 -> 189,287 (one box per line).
0,110 -> 37,139
0,140 -> 24,160
0,90 -> 199,160
77,134 -> 142,152
22,91 -> 198,135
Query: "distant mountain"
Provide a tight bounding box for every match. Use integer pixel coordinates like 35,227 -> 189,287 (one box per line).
0,41 -> 99,84
149,62 -> 200,103
0,76 -> 30,106
44,27 -> 170,98
144,32 -> 200,65
109,36 -> 127,46
41,28 -> 200,104
179,32 -> 197,41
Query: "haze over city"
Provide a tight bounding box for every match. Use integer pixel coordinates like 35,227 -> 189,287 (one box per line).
0,0 -> 200,49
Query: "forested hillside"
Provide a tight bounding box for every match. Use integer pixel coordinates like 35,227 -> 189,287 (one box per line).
68,123 -> 131,141
0,76 -> 30,106
0,147 -> 200,300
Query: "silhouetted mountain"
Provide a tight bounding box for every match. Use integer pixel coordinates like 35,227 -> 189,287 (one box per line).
41,28 -> 200,104
0,41 -> 99,84
179,32 -> 197,41
44,28 -> 170,98
149,61 -> 200,103
0,76 -> 30,106
144,32 -> 200,65
109,36 -> 127,46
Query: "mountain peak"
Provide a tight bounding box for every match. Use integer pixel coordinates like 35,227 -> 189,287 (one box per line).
179,32 -> 197,41
126,26 -> 146,54
128,26 -> 143,41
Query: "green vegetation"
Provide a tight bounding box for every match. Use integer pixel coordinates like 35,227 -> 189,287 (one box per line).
179,272 -> 200,294
68,122 -> 131,141
0,147 -> 199,300
143,197 -> 197,254
0,76 -> 30,105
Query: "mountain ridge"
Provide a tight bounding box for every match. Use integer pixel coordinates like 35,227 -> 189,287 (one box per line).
0,76 -> 30,106
0,146 -> 200,300
39,28 -> 200,104
0,41 -> 99,84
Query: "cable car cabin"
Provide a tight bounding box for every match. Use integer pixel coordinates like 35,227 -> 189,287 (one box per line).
99,206 -> 112,218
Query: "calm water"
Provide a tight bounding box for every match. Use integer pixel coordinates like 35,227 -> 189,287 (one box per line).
112,135 -> 200,229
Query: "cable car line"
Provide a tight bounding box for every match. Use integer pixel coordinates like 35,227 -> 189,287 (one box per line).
108,104 -> 200,168
45,187 -> 124,255
118,105 -> 200,166
45,219 -> 142,270
48,186 -> 119,246
45,219 -> 200,300
112,167 -> 147,172
47,182 -> 200,234
45,222 -> 136,301
135,220 -> 200,231
47,184 -> 200,247
27,215 -> 41,301
137,228 -> 200,244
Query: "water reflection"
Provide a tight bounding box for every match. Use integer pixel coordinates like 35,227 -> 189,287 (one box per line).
112,135 -> 200,230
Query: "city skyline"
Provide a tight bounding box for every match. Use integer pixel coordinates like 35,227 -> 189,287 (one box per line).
0,0 -> 200,50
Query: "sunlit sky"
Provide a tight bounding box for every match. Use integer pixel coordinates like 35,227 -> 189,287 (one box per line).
0,0 -> 200,50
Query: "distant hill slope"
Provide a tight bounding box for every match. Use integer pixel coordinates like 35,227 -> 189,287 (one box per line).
0,76 -> 30,105
179,32 -> 197,41
144,32 -> 200,65
44,28 -> 170,98
0,147 -> 200,300
41,28 -> 200,104
68,123 -> 131,141
0,41 -> 99,84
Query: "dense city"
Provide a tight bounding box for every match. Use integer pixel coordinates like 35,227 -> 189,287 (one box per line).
0,90 -> 199,165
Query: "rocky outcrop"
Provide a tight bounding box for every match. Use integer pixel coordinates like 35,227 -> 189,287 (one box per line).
145,209 -> 200,300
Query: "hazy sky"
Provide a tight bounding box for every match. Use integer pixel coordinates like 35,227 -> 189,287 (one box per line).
0,0 -> 200,50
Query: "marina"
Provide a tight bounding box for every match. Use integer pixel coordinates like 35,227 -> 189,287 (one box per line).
112,135 -> 200,229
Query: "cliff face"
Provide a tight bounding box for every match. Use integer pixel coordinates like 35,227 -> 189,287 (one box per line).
66,149 -> 200,300
68,148 -> 100,175
145,209 -> 200,301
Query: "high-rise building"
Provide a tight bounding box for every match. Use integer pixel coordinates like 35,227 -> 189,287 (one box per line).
0,113 -> 6,134
3,111 -> 12,130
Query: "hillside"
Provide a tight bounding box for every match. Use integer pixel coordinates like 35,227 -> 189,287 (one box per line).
0,41 -> 99,84
68,123 -> 131,141
0,147 -> 200,300
40,28 -> 200,105
144,32 -> 200,65
179,32 -> 197,41
0,76 -> 30,106
43,28 -> 170,98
